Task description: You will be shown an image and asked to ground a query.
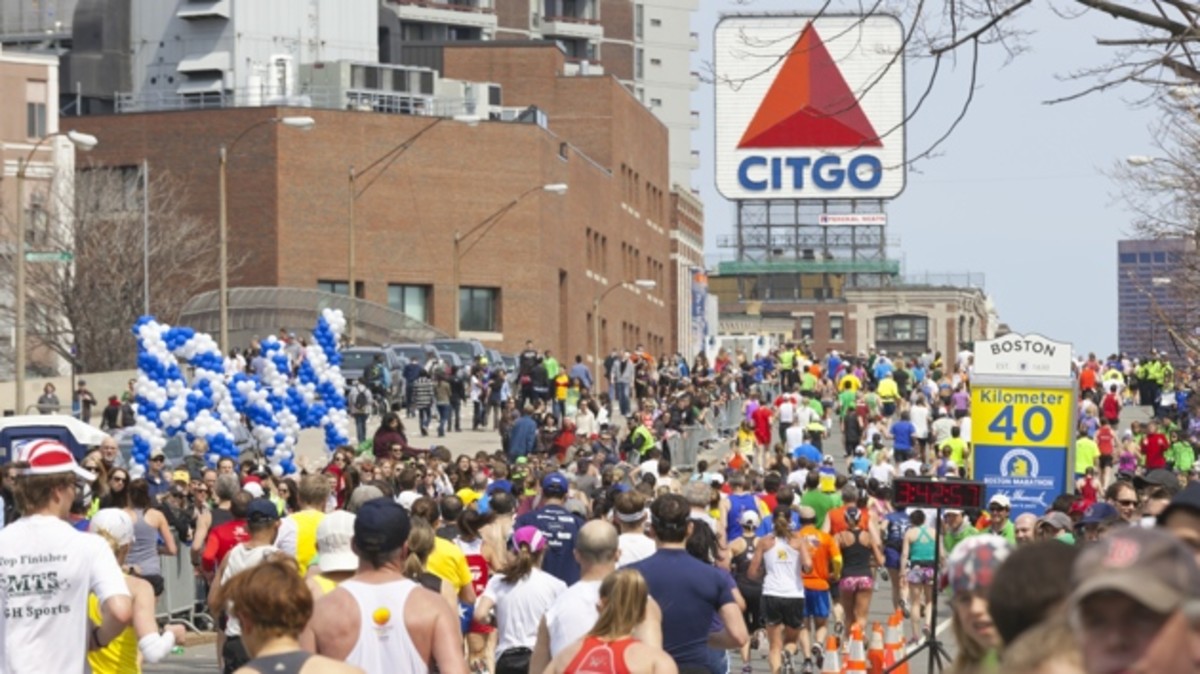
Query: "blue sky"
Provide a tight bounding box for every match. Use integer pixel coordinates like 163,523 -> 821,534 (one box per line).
692,1 -> 1162,354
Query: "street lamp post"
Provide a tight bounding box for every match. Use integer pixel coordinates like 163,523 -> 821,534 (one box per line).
13,130 -> 98,414
217,115 -> 315,353
591,279 -> 656,384
346,115 -> 479,344
451,183 -> 568,337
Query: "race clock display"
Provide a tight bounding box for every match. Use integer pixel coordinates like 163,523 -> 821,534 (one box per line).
893,477 -> 986,510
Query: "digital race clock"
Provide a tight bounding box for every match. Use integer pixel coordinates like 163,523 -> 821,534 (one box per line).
892,478 -> 986,510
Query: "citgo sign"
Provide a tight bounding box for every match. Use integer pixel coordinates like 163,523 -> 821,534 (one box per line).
714,15 -> 906,200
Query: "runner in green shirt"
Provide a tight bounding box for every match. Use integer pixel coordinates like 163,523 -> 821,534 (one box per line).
1074,430 -> 1100,479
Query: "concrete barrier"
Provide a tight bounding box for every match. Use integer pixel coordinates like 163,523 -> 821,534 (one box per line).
1,370 -> 139,418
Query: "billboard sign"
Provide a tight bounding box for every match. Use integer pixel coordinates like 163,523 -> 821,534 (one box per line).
970,333 -> 1076,519
714,15 -> 906,200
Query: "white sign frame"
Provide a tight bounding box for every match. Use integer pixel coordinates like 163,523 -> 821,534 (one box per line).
714,14 -> 906,201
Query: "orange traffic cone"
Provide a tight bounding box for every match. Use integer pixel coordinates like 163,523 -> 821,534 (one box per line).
846,624 -> 867,672
883,610 -> 909,674
868,622 -> 886,674
821,634 -> 843,673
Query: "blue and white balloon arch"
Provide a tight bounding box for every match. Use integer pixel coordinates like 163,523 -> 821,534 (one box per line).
129,308 -> 350,475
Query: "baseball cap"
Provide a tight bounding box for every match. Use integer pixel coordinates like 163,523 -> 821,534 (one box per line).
739,509 -> 761,528
89,508 -> 134,547
1037,511 -> 1072,532
172,470 -> 190,483
396,491 -> 420,511
945,535 -> 1013,595
243,482 -> 265,499
511,525 -> 547,553
988,494 -> 1011,509
1070,526 -> 1200,614
149,447 -> 165,460
541,472 -> 569,495
316,510 -> 358,574
1079,502 -> 1119,525
1159,482 -> 1200,524
17,439 -> 96,481
246,498 -> 280,524
354,498 -> 411,555
1135,468 -> 1181,496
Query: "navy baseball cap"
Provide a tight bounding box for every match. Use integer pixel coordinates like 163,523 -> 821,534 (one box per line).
1079,502 -> 1119,526
541,472 -> 569,495
246,498 -> 280,524
354,498 -> 411,555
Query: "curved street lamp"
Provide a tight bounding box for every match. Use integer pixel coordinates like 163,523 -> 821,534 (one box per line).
217,116 -> 315,352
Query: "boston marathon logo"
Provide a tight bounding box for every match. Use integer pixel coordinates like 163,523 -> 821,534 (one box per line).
736,23 -> 883,193
985,447 -> 1055,490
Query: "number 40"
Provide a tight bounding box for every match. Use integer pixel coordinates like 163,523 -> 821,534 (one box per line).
987,404 -> 1052,442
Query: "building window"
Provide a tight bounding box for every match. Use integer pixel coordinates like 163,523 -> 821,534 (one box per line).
650,98 -> 662,107
317,280 -> 349,296
650,57 -> 661,66
1119,253 -> 1136,264
1139,253 -> 1151,263
459,287 -> 499,332
875,315 -> 929,343
650,18 -> 661,26
26,80 -> 46,139
830,316 -> 844,341
1153,252 -> 1166,263
26,102 -> 46,139
634,4 -> 643,39
635,48 -> 644,79
798,316 -> 814,340
387,284 -> 429,323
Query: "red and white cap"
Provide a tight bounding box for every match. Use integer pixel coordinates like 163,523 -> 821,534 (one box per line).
17,439 -> 97,481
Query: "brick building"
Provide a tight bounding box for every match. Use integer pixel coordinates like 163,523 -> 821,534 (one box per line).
74,43 -> 678,362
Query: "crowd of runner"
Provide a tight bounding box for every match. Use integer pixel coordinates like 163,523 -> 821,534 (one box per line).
1,341 -> 1199,674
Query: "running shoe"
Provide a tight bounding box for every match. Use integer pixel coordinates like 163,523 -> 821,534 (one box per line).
801,657 -> 815,674
899,598 -> 911,619
782,649 -> 795,674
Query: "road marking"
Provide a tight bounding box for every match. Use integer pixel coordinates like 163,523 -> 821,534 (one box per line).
904,619 -> 953,656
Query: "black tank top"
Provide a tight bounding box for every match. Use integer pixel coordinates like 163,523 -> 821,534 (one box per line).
210,506 -> 233,529
731,536 -> 761,588
243,651 -> 310,674
840,528 -> 873,578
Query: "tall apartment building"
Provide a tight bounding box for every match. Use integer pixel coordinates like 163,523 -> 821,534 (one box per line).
1117,238 -> 1194,357
380,0 -> 699,188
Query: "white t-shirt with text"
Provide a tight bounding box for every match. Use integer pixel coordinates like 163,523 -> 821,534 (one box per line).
0,515 -> 129,674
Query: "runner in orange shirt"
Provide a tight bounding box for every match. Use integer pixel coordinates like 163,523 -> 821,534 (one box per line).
799,505 -> 842,672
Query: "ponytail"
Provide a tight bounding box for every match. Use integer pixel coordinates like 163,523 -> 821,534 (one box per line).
772,506 -> 791,539
501,545 -> 540,584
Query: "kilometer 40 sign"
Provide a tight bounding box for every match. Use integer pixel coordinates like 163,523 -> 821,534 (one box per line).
971,385 -> 1073,517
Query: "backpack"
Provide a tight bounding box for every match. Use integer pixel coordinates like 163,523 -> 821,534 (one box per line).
354,388 -> 370,411
365,363 -> 383,386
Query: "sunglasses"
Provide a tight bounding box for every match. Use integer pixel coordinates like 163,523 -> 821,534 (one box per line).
151,457 -> 165,462
1116,499 -> 1138,507
111,476 -> 127,483
988,506 -> 1009,512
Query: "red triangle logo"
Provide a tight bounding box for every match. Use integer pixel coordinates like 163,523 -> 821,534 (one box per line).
738,23 -> 882,149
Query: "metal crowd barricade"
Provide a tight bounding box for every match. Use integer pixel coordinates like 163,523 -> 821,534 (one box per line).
677,425 -> 719,468
154,553 -> 206,631
714,396 -> 743,436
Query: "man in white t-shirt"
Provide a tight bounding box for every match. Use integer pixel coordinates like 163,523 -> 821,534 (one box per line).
898,456 -> 924,478
529,521 -> 662,674
613,491 -> 656,567
0,439 -> 132,674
